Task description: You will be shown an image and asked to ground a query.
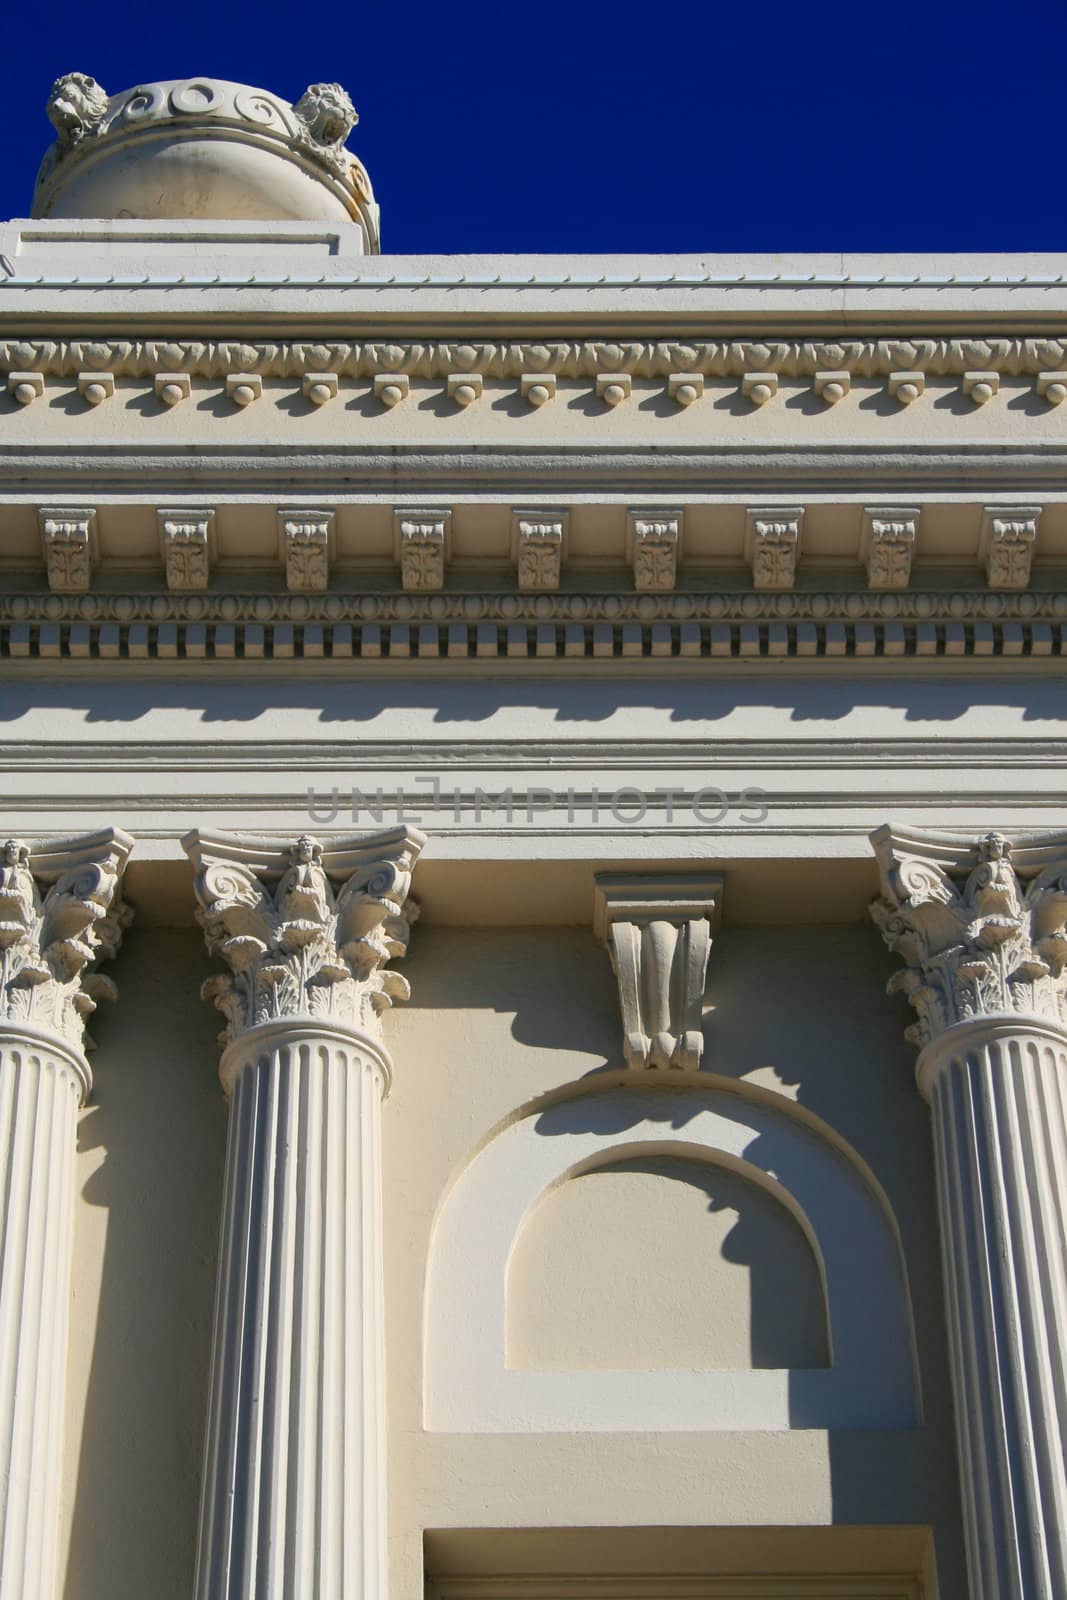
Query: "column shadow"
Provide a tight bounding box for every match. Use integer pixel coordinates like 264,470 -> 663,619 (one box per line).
62,929 -> 227,1600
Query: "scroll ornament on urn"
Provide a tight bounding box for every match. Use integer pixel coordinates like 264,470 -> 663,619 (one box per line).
0,834 -> 133,1051
190,832 -> 422,1054
870,830 -> 1067,1050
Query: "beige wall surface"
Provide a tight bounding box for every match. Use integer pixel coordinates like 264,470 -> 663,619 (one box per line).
58,920 -> 965,1599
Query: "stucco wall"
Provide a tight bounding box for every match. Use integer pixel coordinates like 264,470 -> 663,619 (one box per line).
58,920 -> 966,1600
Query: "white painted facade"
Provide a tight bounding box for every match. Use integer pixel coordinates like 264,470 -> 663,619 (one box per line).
1,70 -> 1066,1600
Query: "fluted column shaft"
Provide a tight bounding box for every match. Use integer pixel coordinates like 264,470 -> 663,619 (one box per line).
185,824 -> 422,1600
0,826 -> 131,1600
920,1014 -> 1067,1600
194,1018 -> 389,1600
0,1024 -> 88,1600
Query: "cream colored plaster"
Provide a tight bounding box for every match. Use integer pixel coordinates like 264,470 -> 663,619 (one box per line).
60,929 -> 226,1600
506,1155 -> 828,1371
52,921 -> 967,1598
1,378 -> 1064,452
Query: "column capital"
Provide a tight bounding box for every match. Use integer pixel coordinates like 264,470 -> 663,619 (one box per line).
183,825 -> 425,1073
0,827 -> 134,1077
593,871 -> 722,1071
870,823 -> 1067,1054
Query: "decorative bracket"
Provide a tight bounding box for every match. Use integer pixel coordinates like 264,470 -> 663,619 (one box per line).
980,506 -> 1041,590
745,506 -> 802,590
39,508 -> 97,593
862,507 -> 919,590
158,508 -> 214,591
511,510 -> 567,591
394,510 -> 451,592
593,872 -> 722,1070
626,510 -> 682,592
279,509 -> 334,593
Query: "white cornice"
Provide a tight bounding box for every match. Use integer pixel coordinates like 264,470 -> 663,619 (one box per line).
6,268 -> 1067,290
3,228 -> 1067,329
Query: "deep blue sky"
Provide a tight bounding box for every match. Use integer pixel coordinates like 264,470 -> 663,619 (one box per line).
4,0 -> 1067,255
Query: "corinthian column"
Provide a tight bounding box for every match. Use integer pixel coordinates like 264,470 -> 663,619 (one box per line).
0,828 -> 133,1600
183,826 -> 424,1600
872,826 -> 1067,1600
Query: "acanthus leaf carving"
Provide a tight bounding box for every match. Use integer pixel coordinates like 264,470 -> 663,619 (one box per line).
512,511 -> 566,591
39,507 -> 96,593
394,510 -> 449,592
745,507 -> 802,591
871,826 -> 1067,1050
594,873 -> 721,1070
279,509 -> 332,593
5,335 -> 1067,385
0,830 -> 133,1053
184,828 -> 425,1059
981,506 -> 1041,590
627,510 -> 681,592
158,508 -> 213,591
863,507 -> 919,590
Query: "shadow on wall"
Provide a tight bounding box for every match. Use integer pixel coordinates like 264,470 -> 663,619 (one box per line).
420,919 -> 968,1595
505,1150 -> 829,1372
6,675 -> 1067,728
425,1076 -> 918,1436
63,930 -> 227,1600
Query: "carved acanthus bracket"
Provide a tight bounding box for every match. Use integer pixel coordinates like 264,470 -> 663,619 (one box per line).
593,873 -> 722,1070
512,511 -> 566,591
0,828 -> 133,1055
158,508 -> 213,591
862,507 -> 919,590
183,827 -> 426,1067
279,509 -> 333,592
627,511 -> 681,592
394,510 -> 450,592
980,506 -> 1041,590
871,825 -> 1067,1051
745,507 -> 802,590
39,508 -> 96,593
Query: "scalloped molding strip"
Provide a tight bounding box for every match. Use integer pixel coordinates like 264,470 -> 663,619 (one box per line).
3,335 -> 1067,382
5,594 -> 1067,664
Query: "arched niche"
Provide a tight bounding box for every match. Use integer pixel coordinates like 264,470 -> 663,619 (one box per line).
506,1147 -> 829,1372
424,1082 -> 919,1432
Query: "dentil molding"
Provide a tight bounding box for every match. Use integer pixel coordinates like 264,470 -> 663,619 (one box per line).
7,588 -> 1067,667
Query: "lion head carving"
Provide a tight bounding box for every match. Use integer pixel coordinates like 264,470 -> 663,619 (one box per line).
46,73 -> 109,151
292,82 -> 358,172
